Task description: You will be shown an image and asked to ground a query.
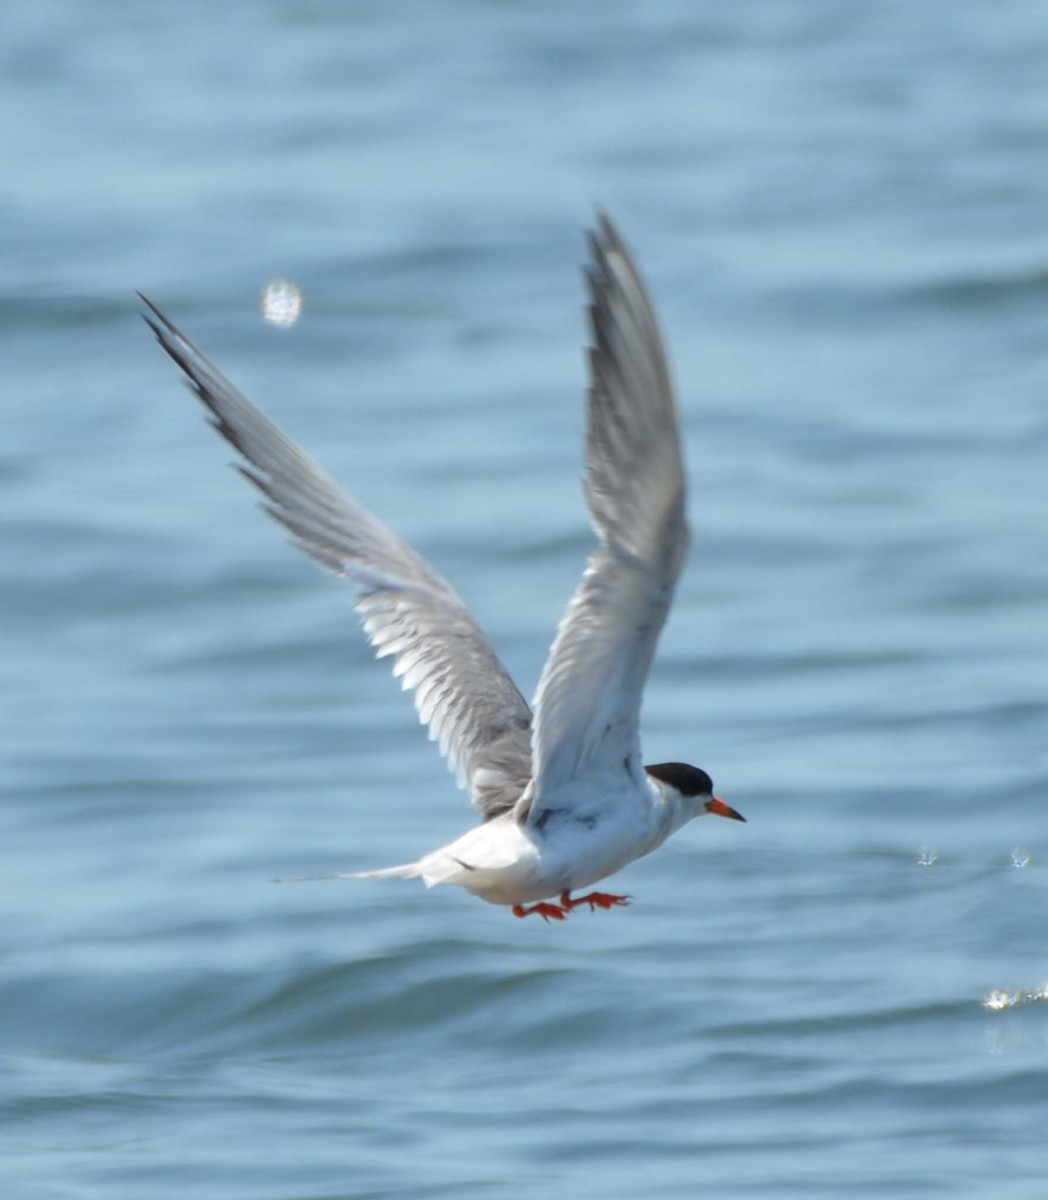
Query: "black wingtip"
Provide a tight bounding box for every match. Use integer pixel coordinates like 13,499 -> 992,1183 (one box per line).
138,293 -> 175,350
593,209 -> 622,253
591,204 -> 614,232
137,291 -> 165,325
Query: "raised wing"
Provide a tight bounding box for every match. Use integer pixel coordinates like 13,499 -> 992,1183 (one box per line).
528,215 -> 689,815
141,297 -> 532,818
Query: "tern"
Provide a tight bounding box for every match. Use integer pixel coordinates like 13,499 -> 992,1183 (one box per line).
142,214 -> 745,922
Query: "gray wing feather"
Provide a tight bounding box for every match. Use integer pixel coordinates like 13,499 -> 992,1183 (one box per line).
528,215 -> 688,812
141,296 -> 532,818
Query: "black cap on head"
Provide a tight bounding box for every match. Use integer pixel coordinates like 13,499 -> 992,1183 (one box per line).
644,762 -> 714,797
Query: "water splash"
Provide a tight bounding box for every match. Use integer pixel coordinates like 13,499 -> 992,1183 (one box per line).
916,848 -> 938,867
261,278 -> 303,327
1010,848 -> 1030,868
982,984 -> 1048,1011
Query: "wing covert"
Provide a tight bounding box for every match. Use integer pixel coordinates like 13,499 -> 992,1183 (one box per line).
142,297 -> 532,817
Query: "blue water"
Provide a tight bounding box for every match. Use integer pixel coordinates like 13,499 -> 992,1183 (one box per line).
4,2 -> 1048,1196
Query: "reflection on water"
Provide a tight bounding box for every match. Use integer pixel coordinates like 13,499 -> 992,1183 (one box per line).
261,278 -> 303,328
984,984 -> 1048,1011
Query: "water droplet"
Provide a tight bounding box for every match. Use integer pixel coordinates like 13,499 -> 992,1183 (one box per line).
984,989 -> 1015,1011
916,848 -> 937,867
261,278 -> 302,327
982,983 -> 1048,1011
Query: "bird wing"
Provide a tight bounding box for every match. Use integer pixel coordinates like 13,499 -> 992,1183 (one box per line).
527,215 -> 689,819
141,297 -> 533,819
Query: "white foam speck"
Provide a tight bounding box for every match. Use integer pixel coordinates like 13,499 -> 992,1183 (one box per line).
261,278 -> 302,327
982,984 -> 1048,1011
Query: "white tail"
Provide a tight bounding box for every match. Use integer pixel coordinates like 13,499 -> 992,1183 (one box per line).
360,852 -> 472,889
278,853 -> 467,890
271,862 -> 421,884
355,861 -> 423,882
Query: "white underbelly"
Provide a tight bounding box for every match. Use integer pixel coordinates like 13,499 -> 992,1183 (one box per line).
418,790 -> 670,907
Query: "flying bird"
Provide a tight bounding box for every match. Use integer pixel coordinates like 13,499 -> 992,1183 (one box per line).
142,214 -> 745,922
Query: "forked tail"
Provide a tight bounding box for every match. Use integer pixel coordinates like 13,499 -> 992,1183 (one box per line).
355,861 -> 423,882
271,861 -> 422,884
361,853 -> 467,889
276,857 -> 459,888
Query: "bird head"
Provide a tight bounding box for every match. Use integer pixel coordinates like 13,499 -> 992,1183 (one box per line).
644,762 -> 746,823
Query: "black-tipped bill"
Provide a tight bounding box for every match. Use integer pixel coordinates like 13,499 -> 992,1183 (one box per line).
706,796 -> 746,823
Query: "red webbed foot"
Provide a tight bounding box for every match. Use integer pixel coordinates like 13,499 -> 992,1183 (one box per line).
512,901 -> 567,921
560,890 -> 632,912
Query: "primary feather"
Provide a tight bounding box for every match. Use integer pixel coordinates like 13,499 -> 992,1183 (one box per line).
140,296 -> 533,818
527,215 -> 688,815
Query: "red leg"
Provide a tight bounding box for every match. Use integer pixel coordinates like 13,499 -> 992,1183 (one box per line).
560,890 -> 631,912
512,901 -> 567,921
